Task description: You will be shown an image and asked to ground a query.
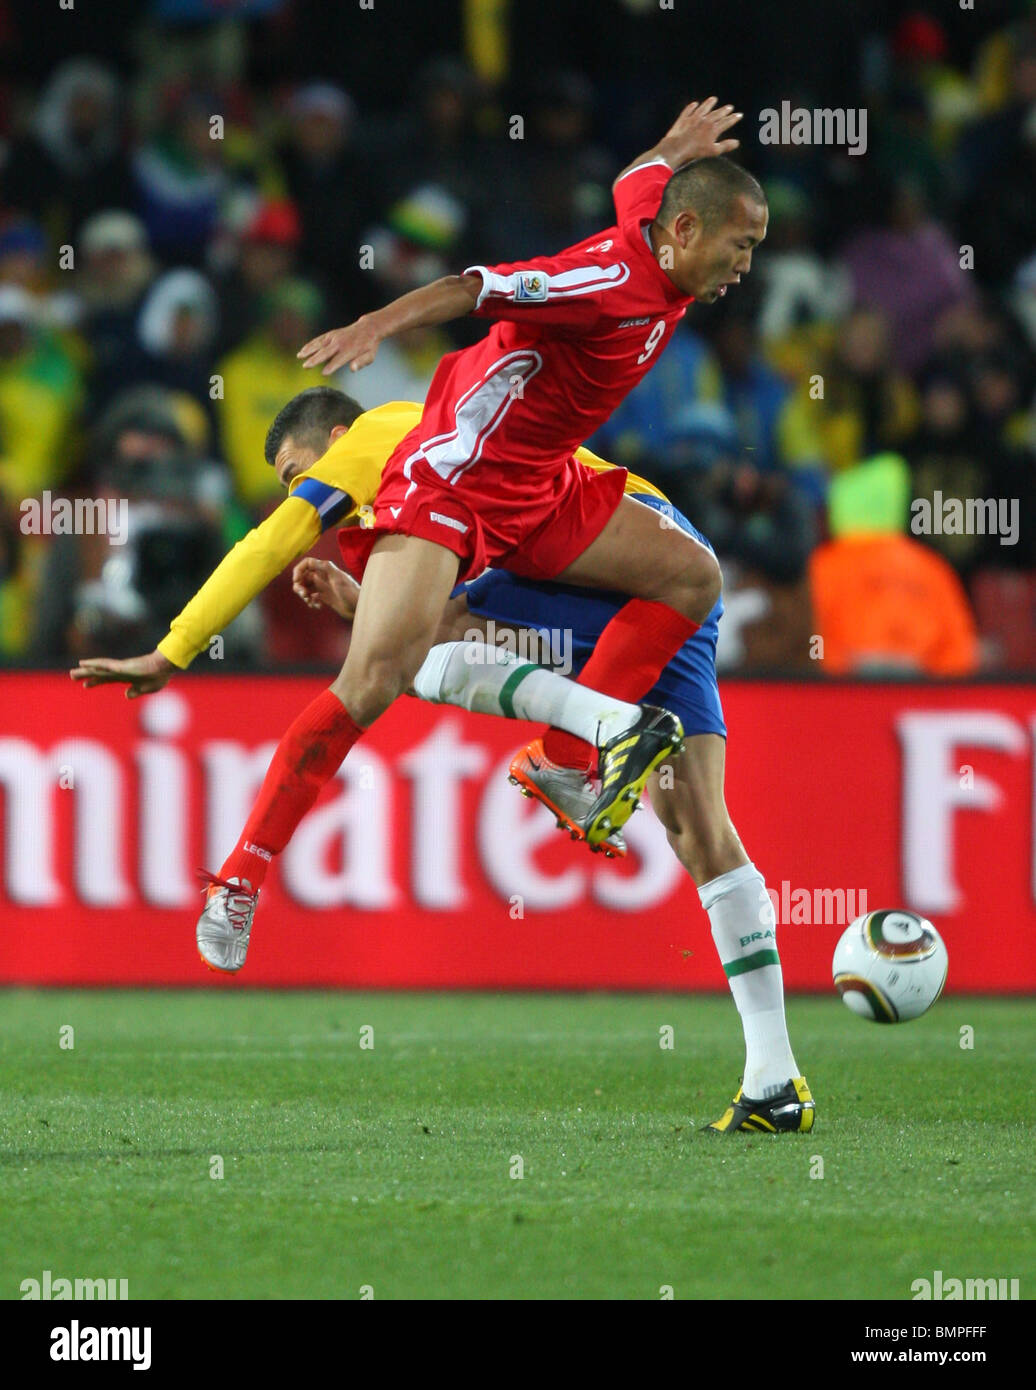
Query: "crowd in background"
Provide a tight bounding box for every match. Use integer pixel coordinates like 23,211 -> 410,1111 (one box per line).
0,0 -> 1033,676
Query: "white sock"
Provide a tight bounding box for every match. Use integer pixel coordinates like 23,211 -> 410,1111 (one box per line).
698,861 -> 799,1100
413,641 -> 641,747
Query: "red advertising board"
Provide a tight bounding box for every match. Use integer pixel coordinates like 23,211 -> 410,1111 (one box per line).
1,674 -> 1033,991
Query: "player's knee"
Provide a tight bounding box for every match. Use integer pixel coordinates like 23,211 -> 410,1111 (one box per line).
663,546 -> 721,622
693,549 -> 723,613
434,597 -> 478,645
333,652 -> 413,724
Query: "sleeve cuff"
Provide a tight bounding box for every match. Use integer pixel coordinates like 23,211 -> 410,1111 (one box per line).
612,156 -> 671,188
157,634 -> 194,670
463,265 -> 492,310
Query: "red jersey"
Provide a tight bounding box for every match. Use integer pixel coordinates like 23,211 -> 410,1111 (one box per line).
398,159 -> 688,502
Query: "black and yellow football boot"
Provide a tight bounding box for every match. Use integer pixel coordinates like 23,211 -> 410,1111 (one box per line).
704,1077 -> 816,1134
583,705 -> 684,847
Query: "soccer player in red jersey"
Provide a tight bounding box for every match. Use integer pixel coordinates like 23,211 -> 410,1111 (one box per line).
224,102 -> 762,892
81,100 -> 770,989
208,100 -> 762,893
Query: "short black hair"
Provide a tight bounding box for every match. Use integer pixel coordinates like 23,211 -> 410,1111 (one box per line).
657,157 -> 766,231
264,386 -> 365,465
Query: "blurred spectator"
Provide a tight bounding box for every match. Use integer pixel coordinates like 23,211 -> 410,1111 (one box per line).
809,453 -> 979,676
215,276 -> 325,508
753,86 -> 834,211
76,211 -> 157,413
276,83 -> 376,321
781,308 -> 919,484
680,454 -> 817,588
0,58 -> 130,245
589,326 -> 722,472
884,12 -> 979,154
838,175 -> 974,372
959,26 -> 1036,203
212,198 -> 300,357
648,409 -> 817,673
28,392 -> 236,662
350,184 -> 468,407
0,502 -> 28,659
972,6 -> 1036,112
903,370 -> 992,576
0,216 -> 77,328
871,85 -> 951,218
0,285 -> 83,506
363,57 -> 494,242
706,303 -> 805,479
487,70 -> 611,258
966,342 -> 1033,452
1008,251 -> 1036,351
960,98 -> 1036,289
755,181 -> 849,355
133,82 -> 261,266
132,268 -> 220,430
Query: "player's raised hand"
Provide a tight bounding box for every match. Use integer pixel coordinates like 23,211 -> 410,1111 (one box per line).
70,649 -> 177,699
292,556 -> 360,620
298,316 -> 381,375
659,97 -> 743,164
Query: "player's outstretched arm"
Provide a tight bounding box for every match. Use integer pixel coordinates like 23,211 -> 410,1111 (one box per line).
71,487 -> 327,695
298,274 -> 483,376
614,96 -> 743,183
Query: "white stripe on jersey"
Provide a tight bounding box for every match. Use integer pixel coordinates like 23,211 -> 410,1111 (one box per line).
404,349 -> 543,487
465,261 -> 629,307
541,263 -> 631,298
612,156 -> 671,188
315,489 -> 348,521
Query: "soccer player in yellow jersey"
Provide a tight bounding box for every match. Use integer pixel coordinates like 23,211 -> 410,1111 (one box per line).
73,385 -> 814,1135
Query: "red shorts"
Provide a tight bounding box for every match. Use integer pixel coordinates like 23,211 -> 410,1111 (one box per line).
337,431 -> 627,585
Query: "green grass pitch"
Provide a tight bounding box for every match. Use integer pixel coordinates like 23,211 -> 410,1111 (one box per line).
1,990 -> 1033,1301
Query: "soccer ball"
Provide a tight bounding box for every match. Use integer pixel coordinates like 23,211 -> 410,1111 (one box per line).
832,909 -> 948,1023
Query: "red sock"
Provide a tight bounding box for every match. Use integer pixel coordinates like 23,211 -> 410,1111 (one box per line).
542,599 -> 701,769
219,689 -> 365,888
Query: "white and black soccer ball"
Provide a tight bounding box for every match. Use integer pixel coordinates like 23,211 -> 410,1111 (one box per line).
832,910 -> 948,1023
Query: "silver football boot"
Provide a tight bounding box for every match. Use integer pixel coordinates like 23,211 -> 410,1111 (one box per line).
507,738 -> 627,858
196,874 -> 259,973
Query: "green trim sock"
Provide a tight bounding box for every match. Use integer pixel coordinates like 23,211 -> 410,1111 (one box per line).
412,641 -> 642,749
698,862 -> 799,1100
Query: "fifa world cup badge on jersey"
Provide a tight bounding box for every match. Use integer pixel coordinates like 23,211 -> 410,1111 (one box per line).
515,272 -> 548,302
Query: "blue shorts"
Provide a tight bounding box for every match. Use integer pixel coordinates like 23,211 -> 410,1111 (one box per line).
459,493 -> 726,739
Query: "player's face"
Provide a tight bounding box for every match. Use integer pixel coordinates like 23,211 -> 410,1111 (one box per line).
273,424 -> 351,490
273,435 -> 322,490
678,195 -> 768,302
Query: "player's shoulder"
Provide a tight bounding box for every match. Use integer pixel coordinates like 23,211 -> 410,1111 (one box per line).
294,400 -> 422,490
325,400 -> 422,452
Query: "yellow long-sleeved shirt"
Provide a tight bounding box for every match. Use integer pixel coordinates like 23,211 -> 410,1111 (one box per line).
158,400 -> 669,669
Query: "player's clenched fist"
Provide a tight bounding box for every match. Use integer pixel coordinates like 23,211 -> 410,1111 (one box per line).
298,316 -> 382,375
